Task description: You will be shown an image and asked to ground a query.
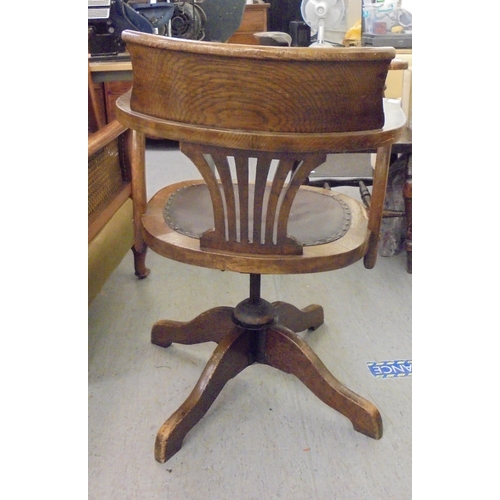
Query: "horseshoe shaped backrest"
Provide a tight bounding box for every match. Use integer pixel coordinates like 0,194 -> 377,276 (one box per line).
122,31 -> 395,135
120,31 -> 400,258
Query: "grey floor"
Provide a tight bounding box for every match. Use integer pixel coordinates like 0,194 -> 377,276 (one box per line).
88,142 -> 412,499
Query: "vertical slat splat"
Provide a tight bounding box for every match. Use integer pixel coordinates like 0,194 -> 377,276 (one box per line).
253,155 -> 272,244
180,143 -> 225,238
266,157 -> 296,245
212,151 -> 237,241
234,153 -> 249,243
276,155 -> 326,243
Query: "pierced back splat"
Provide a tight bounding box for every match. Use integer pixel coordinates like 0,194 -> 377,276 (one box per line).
181,143 -> 327,255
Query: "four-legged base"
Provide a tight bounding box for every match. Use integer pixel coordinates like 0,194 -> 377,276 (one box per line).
152,300 -> 382,464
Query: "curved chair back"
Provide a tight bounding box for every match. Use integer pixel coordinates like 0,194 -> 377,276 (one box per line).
123,30 -> 395,136
116,31 -> 406,265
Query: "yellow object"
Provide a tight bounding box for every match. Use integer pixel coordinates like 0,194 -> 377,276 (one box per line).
344,19 -> 362,42
88,199 -> 134,305
391,25 -> 404,33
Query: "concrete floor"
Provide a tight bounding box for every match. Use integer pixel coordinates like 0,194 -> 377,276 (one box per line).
88,143 -> 411,499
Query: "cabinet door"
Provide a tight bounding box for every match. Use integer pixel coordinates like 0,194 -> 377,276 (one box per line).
104,80 -> 133,122
89,82 -> 107,132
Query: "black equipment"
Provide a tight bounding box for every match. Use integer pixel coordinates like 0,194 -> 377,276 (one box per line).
88,0 -> 246,59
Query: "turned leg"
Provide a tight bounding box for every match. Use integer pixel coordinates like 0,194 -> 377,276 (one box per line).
151,306 -> 236,347
272,302 -> 324,332
363,145 -> 392,270
132,246 -> 150,279
264,324 -> 382,439
129,130 -> 150,279
155,328 -> 252,463
404,154 -> 412,274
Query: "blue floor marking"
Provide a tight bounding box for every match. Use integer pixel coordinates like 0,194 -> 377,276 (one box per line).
367,359 -> 412,378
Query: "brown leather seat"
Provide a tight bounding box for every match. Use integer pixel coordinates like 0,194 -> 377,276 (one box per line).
116,30 -> 406,463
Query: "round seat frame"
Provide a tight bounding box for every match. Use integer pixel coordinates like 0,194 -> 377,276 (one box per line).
143,179 -> 370,274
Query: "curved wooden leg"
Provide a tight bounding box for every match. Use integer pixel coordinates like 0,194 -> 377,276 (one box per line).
129,130 -> 150,279
151,306 -> 235,348
404,153 -> 412,274
272,302 -> 324,332
155,328 -> 252,463
264,325 -> 382,440
132,246 -> 150,279
363,145 -> 392,270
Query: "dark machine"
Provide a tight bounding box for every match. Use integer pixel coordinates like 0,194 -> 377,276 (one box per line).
88,0 -> 246,59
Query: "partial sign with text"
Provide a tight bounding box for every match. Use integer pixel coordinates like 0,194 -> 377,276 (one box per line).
367,359 -> 412,378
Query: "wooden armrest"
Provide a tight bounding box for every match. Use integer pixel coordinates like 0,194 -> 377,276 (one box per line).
88,119 -> 132,241
389,59 -> 409,71
88,120 -> 127,157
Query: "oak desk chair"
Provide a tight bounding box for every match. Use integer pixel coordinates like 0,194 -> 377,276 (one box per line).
116,30 -> 406,464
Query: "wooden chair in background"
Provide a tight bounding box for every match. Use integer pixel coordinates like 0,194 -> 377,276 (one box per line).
88,62 -> 105,134
88,62 -> 150,303
115,30 -> 406,463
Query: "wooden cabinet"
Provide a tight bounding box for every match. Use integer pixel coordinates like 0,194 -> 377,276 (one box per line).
104,80 -> 133,122
91,80 -> 133,125
90,81 -> 107,129
227,2 -> 270,45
